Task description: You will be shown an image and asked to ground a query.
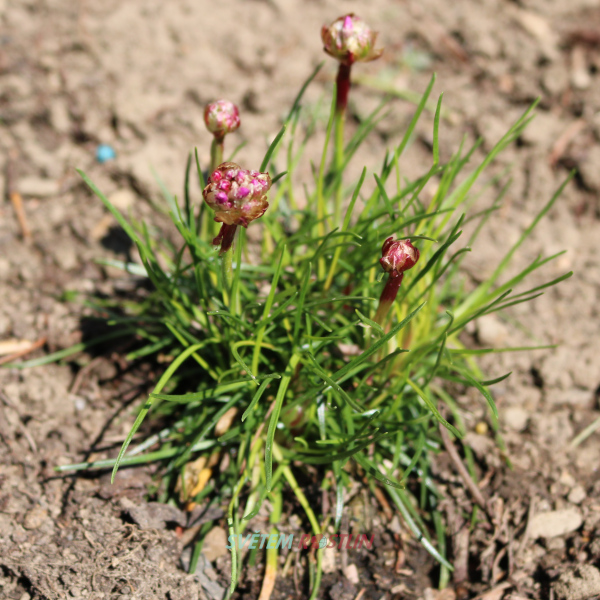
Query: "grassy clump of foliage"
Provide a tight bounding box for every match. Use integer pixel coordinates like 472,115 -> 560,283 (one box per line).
34,17 -> 572,599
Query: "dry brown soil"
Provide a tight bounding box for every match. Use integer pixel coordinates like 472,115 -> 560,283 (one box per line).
1,1 -> 600,599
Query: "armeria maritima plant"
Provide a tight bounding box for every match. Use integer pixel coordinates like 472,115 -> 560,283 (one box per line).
204,99 -> 241,171
204,161 -> 271,255
321,13 -> 383,234
202,100 -> 270,307
375,237 -> 420,325
204,99 -> 241,138
32,10 -> 574,600
321,13 -> 383,111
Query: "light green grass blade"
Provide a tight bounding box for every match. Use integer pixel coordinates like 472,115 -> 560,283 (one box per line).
111,342 -> 207,482
265,354 -> 301,491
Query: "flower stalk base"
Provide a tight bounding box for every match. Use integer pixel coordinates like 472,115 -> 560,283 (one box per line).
374,273 -> 403,325
213,223 -> 238,256
335,63 -> 352,114
210,135 -> 225,172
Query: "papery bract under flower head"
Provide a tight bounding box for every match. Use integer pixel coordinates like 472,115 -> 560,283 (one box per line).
204,100 -> 241,138
380,237 -> 420,278
321,13 -> 383,66
203,162 -> 271,227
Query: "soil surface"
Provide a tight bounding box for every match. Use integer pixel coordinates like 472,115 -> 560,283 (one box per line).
1,1 -> 600,599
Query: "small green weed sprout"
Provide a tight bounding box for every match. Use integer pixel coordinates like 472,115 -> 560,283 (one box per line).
33,12 -> 571,599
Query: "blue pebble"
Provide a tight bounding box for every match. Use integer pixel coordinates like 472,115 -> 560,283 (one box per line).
96,144 -> 117,163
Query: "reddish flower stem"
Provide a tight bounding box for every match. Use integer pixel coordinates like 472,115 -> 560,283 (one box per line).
373,273 -> 404,325
335,62 -> 352,113
213,223 -> 237,255
333,62 -> 352,227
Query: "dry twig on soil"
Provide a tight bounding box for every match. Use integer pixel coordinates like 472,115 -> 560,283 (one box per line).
6,150 -> 32,242
439,422 -> 489,514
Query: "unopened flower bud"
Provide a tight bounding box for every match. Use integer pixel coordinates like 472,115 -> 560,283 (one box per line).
204,100 -> 240,138
321,14 -> 383,66
380,237 -> 420,278
203,162 -> 271,227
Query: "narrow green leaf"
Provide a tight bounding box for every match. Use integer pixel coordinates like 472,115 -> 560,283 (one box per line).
231,342 -> 258,384
174,395 -> 242,468
305,354 -> 365,413
332,302 -> 426,383
265,354 -> 301,491
458,370 -> 498,419
151,166 -> 181,224
241,376 -> 280,421
355,309 -> 384,334
260,125 -> 287,172
508,271 -> 573,300
293,263 -> 312,346
194,146 -> 205,189
448,344 -> 557,355
77,169 -> 148,254
293,433 -> 387,465
457,172 -> 575,315
184,152 -> 193,229
480,371 -> 512,386
10,329 -> 129,369
354,452 -> 405,489
432,94 -> 443,166
400,433 -> 426,484
285,61 -> 324,122
271,171 -> 288,185
407,379 -> 462,438
387,487 -> 454,570
394,73 -> 435,162
374,174 -> 396,219
253,292 -> 298,332
149,375 -> 279,404
111,342 -> 206,482
324,168 -> 367,291
252,245 -> 286,374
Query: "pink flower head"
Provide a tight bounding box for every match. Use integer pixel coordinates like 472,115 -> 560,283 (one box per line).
380,237 -> 420,278
203,100 -> 241,138
321,14 -> 383,66
203,162 -> 271,227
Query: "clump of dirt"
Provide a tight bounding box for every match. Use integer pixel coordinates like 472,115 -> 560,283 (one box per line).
1,495 -> 200,600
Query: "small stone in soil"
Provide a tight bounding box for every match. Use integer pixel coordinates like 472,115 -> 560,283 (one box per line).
554,564 -> 600,600
476,314 -> 508,348
120,498 -> 186,530
579,146 -> 600,191
343,563 -> 359,585
322,546 -> 337,573
201,526 -> 228,562
19,177 -> 60,198
529,508 -> 583,539
23,507 -> 48,530
503,406 -> 529,432
329,578 -> 357,600
567,485 -> 586,505
108,188 -> 136,211
192,554 -> 226,600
